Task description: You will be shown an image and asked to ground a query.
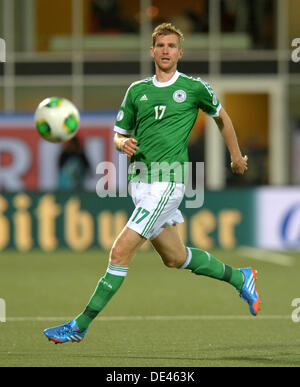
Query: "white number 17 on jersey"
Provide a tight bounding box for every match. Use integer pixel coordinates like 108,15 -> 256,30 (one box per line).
154,105 -> 166,120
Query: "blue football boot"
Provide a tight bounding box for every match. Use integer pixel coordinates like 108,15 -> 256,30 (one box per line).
44,320 -> 87,344
239,268 -> 261,316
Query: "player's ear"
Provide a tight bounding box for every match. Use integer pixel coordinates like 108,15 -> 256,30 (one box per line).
150,46 -> 154,58
179,48 -> 184,59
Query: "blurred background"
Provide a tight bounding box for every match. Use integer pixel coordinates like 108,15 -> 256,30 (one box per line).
0,0 -> 299,253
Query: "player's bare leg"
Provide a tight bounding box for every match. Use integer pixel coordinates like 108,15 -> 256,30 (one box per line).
110,227 -> 146,267
73,227 -> 145,330
151,225 -> 260,316
151,224 -> 186,268
44,228 -> 145,343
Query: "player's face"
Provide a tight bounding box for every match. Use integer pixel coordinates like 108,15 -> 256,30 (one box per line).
150,34 -> 183,72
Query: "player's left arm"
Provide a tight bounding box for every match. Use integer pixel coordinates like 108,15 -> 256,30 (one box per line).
213,107 -> 248,175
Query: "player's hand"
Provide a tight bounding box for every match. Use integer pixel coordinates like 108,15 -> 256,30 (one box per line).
120,138 -> 139,158
231,155 -> 248,175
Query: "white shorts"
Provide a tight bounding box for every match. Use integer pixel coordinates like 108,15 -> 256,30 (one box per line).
126,181 -> 185,240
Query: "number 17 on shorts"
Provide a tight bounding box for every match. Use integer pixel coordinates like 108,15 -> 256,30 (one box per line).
126,182 -> 185,240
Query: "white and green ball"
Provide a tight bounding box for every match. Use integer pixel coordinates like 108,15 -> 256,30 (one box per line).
34,97 -> 80,143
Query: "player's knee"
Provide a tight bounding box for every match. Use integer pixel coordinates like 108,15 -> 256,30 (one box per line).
163,258 -> 183,269
110,244 -> 126,266
164,261 -> 177,268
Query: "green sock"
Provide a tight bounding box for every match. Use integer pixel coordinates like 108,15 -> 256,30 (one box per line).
75,263 -> 128,332
181,247 -> 244,291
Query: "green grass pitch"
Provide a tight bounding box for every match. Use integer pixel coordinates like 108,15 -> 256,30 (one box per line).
1,248 -> 300,367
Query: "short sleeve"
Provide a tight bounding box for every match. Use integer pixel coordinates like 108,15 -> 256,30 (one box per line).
114,84 -> 136,135
196,79 -> 222,117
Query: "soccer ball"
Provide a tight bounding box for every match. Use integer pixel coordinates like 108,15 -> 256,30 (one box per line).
34,97 -> 80,143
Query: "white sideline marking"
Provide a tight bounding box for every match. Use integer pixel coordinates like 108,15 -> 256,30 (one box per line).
6,315 -> 290,322
237,246 -> 296,267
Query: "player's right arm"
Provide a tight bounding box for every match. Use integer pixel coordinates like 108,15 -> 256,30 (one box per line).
113,82 -> 139,158
114,133 -> 139,158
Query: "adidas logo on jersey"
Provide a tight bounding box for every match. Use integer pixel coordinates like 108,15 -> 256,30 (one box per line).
140,94 -> 148,101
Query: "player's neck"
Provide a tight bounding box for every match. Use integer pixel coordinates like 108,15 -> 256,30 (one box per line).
155,67 -> 178,83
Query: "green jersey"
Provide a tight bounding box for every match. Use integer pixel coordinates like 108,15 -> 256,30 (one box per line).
114,71 -> 221,182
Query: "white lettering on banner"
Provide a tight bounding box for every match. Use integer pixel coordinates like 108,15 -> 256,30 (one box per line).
0,139 -> 31,191
0,114 -> 116,191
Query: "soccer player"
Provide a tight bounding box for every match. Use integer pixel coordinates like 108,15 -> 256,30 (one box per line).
44,23 -> 260,344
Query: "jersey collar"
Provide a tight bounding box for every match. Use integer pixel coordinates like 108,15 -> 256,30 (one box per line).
152,70 -> 180,88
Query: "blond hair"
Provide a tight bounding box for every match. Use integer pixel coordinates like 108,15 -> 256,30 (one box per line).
152,23 -> 184,48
